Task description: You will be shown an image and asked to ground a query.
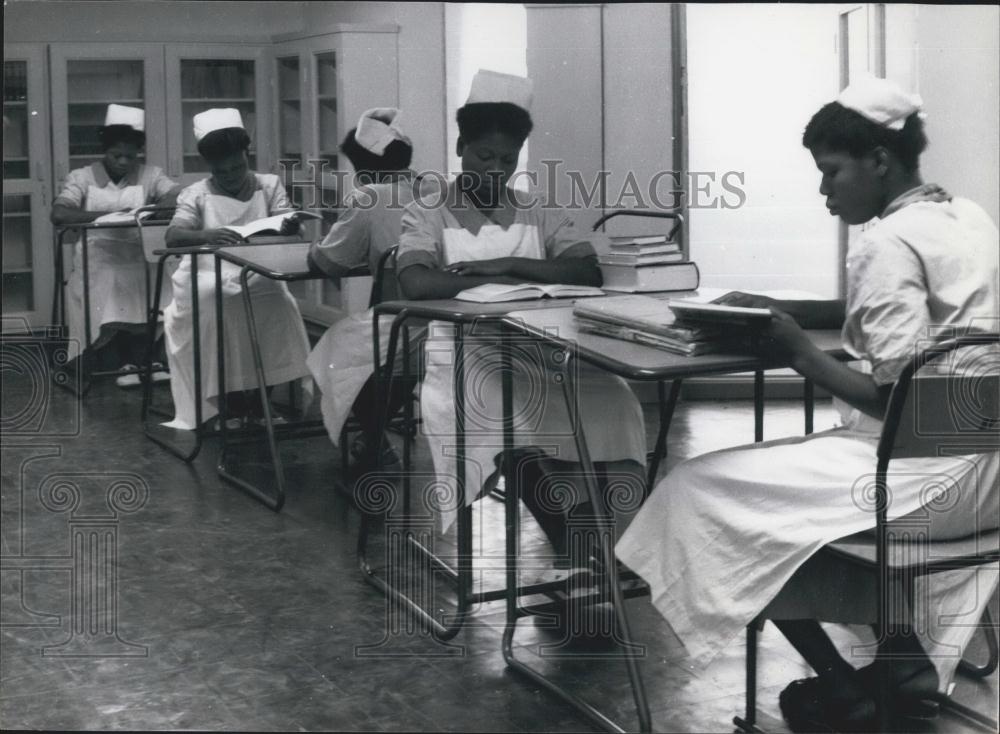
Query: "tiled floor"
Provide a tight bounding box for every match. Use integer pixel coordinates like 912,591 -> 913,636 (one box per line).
1,366 -> 997,732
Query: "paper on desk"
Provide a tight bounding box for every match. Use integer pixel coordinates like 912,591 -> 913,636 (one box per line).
92,209 -> 155,225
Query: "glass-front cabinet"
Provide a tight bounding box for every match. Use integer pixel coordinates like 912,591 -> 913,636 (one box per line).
49,44 -> 167,186
270,26 -> 400,325
165,45 -> 270,185
3,45 -> 53,330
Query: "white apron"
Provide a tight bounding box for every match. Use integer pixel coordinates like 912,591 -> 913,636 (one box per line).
161,191 -> 311,429
420,223 -> 647,531
615,408 -> 999,691
65,182 -> 159,361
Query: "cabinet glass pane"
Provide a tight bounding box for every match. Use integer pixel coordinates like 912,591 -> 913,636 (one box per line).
66,60 -> 146,169
277,55 -> 302,202
316,53 -> 338,171
3,61 -> 30,179
180,60 -> 256,173
3,194 -> 34,312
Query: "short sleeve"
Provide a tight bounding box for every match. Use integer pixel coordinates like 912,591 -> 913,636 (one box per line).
540,207 -> 597,260
397,201 -> 443,271
53,168 -> 90,209
309,195 -> 371,276
147,167 -> 180,203
169,183 -> 203,230
843,234 -> 930,385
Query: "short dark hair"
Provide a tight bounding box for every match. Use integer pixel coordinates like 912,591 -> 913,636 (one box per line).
802,102 -> 927,172
197,127 -> 252,162
456,102 -> 533,144
339,127 -> 413,176
98,124 -> 145,151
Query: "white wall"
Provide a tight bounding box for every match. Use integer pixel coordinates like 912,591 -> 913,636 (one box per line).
686,4 -> 843,298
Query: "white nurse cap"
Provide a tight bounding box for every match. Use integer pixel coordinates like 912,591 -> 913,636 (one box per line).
837,74 -> 924,130
104,104 -> 145,132
465,69 -> 533,113
355,107 -> 412,155
193,108 -> 244,141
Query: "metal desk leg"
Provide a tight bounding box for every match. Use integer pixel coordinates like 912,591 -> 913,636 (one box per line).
754,370 -> 765,443
503,346 -> 652,734
214,265 -> 285,512
645,379 -> 682,490
803,378 -> 814,435
733,618 -> 765,732
81,228 -> 92,355
140,254 -> 202,462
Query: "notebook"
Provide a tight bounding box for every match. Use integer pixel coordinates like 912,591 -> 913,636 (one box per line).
224,210 -> 322,239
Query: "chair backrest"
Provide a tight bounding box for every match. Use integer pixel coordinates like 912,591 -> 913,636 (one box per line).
879,334 -> 1000,462
370,245 -> 399,308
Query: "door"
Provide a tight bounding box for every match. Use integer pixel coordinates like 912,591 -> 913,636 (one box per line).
3,44 -> 54,331
164,44 -> 271,186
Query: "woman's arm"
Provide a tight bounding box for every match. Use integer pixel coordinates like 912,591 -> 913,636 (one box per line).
398,265 -> 522,300
154,185 -> 184,209
444,255 -> 602,287
50,203 -> 107,226
768,309 -> 889,418
165,225 -> 243,248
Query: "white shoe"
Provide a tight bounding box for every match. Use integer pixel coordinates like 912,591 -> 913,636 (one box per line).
115,365 -> 142,388
150,362 -> 171,383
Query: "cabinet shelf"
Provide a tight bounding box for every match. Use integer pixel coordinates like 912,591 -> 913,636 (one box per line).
69,98 -> 144,105
3,156 -> 29,162
181,97 -> 255,103
3,212 -> 32,219
3,100 -> 28,106
3,266 -> 33,274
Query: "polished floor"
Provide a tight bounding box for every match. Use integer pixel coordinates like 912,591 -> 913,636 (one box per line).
1,365 -> 997,732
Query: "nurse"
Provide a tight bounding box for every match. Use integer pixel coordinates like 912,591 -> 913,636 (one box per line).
162,108 -> 311,429
396,70 -> 647,580
51,104 -> 181,384
615,75 -> 999,732
306,108 -> 422,472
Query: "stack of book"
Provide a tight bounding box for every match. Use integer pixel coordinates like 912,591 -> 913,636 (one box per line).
598,234 -> 699,293
572,294 -> 771,356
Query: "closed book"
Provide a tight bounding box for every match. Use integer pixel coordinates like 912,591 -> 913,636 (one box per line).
599,252 -> 685,266
599,261 -> 700,292
608,234 -> 668,247
607,242 -> 681,255
573,294 -> 716,340
668,299 -> 772,326
575,318 -> 735,356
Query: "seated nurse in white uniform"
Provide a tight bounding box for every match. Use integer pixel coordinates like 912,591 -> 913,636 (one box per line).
51,104 -> 181,383
616,75 -> 999,732
306,107 -> 422,474
396,70 -> 647,587
162,108 -> 311,429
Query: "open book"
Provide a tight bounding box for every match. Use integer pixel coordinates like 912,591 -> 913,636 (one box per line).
92,208 -> 157,225
223,210 -> 322,239
455,282 -> 605,303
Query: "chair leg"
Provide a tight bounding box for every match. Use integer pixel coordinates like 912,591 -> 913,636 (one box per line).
733,619 -> 762,732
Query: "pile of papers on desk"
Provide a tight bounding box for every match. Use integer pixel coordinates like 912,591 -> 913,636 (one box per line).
572,294 -> 758,356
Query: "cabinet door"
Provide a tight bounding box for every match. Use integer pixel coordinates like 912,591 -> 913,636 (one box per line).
165,44 -> 271,185
3,44 -> 54,330
48,43 -> 166,187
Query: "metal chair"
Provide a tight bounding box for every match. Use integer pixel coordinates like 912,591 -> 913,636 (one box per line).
735,332 -> 1000,733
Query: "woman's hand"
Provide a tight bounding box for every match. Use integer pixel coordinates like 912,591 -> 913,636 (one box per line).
205,228 -> 244,247
760,308 -> 816,366
279,216 -> 301,236
444,258 -> 514,277
713,291 -> 779,310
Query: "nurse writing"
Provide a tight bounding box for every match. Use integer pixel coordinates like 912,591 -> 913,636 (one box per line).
51,104 -> 181,385
162,108 -> 311,429
616,75 -> 999,732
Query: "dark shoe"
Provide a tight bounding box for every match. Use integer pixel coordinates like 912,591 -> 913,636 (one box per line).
349,434 -> 400,467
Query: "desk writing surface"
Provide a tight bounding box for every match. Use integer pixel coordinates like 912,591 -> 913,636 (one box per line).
215,242 -> 313,279
503,306 -> 846,381
373,295 -> 600,324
